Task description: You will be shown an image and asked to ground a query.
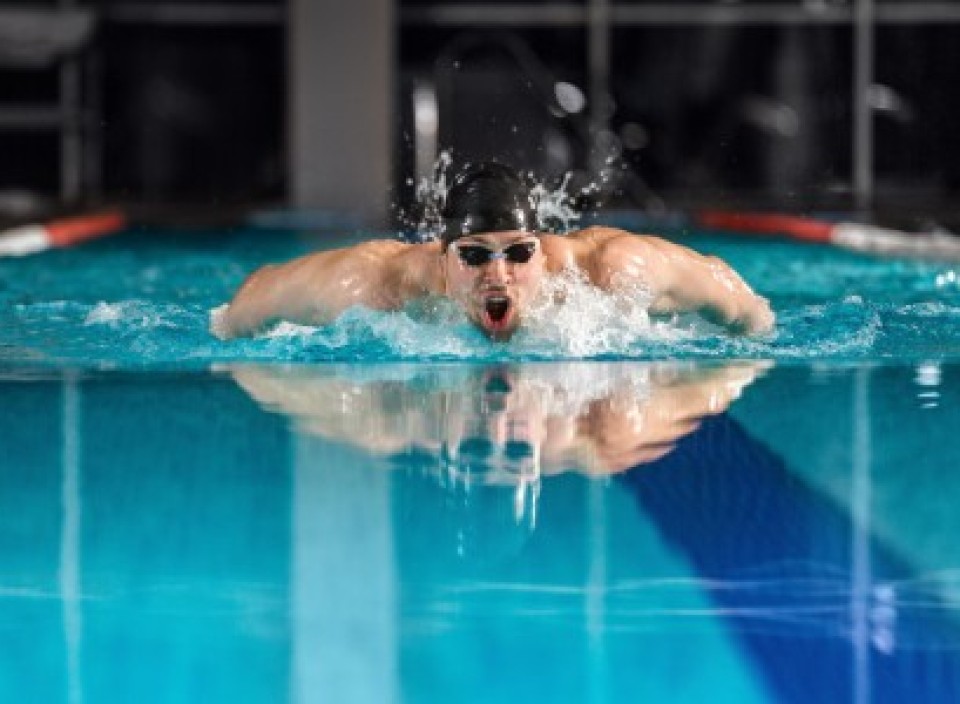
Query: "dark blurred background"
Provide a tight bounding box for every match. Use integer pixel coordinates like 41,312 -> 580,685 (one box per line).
2,0 -> 960,225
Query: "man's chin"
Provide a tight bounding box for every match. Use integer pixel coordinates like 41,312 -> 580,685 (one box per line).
476,312 -> 520,342
485,325 -> 518,342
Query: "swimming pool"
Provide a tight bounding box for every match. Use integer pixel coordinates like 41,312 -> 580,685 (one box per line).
2,222 -> 959,365
2,224 -> 960,701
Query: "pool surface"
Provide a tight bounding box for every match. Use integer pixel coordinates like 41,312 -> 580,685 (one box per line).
1,223 -> 959,365
2,225 -> 960,701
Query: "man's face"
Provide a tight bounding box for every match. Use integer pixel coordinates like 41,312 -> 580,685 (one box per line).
442,231 -> 545,341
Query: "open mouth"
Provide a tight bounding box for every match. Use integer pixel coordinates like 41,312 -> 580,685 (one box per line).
485,296 -> 511,323
481,295 -> 515,337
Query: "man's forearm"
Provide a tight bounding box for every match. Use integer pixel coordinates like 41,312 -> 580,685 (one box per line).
213,264 -> 294,339
212,290 -> 272,339
653,251 -> 775,336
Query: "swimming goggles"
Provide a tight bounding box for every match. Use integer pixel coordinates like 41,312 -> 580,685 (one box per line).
453,240 -> 538,267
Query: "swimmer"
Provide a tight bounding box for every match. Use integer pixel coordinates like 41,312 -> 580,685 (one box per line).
213,162 -> 774,340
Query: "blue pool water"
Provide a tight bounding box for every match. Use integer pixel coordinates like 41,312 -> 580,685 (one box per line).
1,224 -> 959,366
2,225 -> 960,701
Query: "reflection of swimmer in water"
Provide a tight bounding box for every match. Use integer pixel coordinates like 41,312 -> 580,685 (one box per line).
231,361 -> 766,564
213,162 -> 774,340
229,361 -> 767,477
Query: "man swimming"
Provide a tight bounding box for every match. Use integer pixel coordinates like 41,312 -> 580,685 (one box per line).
214,162 -> 774,340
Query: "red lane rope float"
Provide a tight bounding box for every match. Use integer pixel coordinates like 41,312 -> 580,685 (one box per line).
696,210 -> 960,261
0,210 -> 127,257
696,211 -> 835,243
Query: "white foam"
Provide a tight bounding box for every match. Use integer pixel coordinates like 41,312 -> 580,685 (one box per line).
515,269 -> 688,357
84,301 -> 124,325
265,320 -> 321,338
83,300 -> 181,330
208,304 -> 229,340
936,269 -> 959,289
897,301 -> 960,317
237,271 -> 706,360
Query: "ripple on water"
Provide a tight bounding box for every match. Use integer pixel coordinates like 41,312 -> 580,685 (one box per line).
3,232 -> 960,367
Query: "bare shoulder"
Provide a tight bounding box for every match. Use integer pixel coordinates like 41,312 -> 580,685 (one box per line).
349,238 -> 440,263
546,226 -> 669,281
310,238 -> 410,266
561,226 -> 664,253
238,238 -> 438,301
282,238 -> 434,275
317,238 -> 442,296
221,238 -> 440,337
538,233 -> 578,271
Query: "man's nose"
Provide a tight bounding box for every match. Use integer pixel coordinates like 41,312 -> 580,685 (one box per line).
483,257 -> 510,280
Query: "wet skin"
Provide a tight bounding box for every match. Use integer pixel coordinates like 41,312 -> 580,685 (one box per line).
214,226 -> 774,340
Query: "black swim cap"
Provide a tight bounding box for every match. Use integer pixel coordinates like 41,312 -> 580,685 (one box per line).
441,162 -> 538,248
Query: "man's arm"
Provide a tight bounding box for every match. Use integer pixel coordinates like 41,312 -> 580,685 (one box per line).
586,229 -> 775,335
213,240 -> 428,339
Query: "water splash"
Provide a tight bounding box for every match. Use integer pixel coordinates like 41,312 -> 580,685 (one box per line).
515,268 -> 674,356
85,300 -> 181,330
528,171 -> 581,233
407,152 -> 588,239
6,278 -> 950,367
936,269 -> 960,290
247,271 -> 705,361
4,213 -> 960,367
411,150 -> 454,240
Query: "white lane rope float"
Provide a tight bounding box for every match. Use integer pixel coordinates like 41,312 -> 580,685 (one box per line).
0,211 -> 127,257
697,211 -> 960,262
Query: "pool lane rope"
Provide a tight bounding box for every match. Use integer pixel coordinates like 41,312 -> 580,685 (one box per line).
697,211 -> 960,262
2,207 -> 958,263
0,210 -> 127,257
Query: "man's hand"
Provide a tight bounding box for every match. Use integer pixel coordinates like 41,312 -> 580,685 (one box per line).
727,295 -> 776,336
